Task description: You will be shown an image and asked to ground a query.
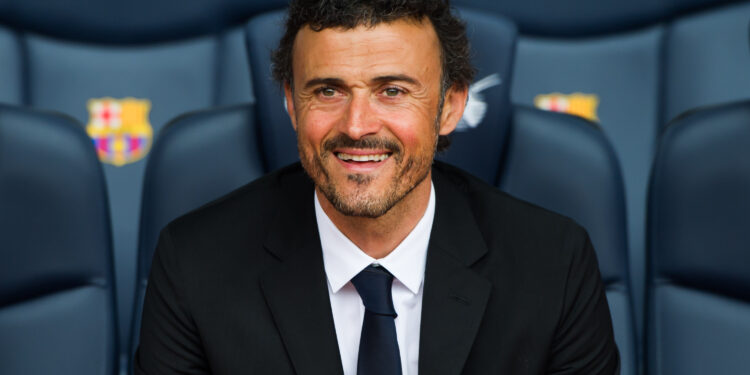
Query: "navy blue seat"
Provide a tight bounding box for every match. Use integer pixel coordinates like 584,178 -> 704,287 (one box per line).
443,21 -> 637,368
456,1 -> 750,364
662,2 -> 750,123
245,12 -> 298,172
436,9 -> 515,183
131,104 -> 265,361
0,104 -> 116,374
497,14 -> 664,355
647,101 -> 750,375
0,2 -> 285,366
499,108 -> 635,375
246,8 -> 636,373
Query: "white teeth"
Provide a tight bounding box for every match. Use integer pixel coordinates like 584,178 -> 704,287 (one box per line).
336,152 -> 390,162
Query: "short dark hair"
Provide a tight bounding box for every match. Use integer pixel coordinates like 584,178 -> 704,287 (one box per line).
271,0 -> 475,151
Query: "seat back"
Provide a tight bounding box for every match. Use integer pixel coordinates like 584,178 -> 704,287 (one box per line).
245,10 -> 299,171
0,104 -> 116,374
0,2 -> 268,361
500,107 -> 636,375
436,9 -> 515,183
509,25 -> 663,350
131,104 -> 265,359
647,101 -> 750,375
662,2 -> 750,123
0,27 -> 22,103
457,1 -> 750,360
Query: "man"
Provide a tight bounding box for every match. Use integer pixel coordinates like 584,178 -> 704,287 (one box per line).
135,0 -> 620,374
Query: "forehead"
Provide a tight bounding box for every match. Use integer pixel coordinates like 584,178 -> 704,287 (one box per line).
291,18 -> 441,83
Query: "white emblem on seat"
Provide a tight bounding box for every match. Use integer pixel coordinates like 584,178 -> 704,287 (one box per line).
456,73 -> 502,131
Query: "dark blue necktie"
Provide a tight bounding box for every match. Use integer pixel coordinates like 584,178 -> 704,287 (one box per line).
351,265 -> 402,375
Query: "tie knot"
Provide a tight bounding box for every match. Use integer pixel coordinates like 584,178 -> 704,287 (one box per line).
351,265 -> 397,317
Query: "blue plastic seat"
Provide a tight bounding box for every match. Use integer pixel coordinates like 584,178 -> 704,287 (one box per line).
504,21 -> 663,355
500,108 -> 636,375
647,101 -> 750,375
662,2 -> 750,122
0,104 -> 116,374
456,1 -> 750,365
131,104 -> 265,362
0,2 -> 282,365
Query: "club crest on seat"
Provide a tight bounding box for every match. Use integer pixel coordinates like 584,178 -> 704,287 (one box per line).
86,98 -> 153,167
534,92 -> 599,122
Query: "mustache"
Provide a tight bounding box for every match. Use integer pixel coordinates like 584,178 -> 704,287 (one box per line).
323,134 -> 402,154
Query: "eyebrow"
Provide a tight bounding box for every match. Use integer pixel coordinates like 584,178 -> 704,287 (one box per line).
303,77 -> 346,90
371,74 -> 419,86
302,74 -> 420,90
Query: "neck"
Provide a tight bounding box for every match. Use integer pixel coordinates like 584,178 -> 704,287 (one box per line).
317,172 -> 432,259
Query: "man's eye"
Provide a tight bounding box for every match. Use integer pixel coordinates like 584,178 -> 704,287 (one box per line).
320,87 -> 336,97
384,87 -> 402,97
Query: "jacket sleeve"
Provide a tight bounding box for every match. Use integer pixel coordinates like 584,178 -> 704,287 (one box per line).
547,225 -> 620,374
133,225 -> 210,374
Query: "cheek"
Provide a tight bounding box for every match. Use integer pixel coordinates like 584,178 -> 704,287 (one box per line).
388,122 -> 436,153
297,109 -> 341,147
381,108 -> 438,147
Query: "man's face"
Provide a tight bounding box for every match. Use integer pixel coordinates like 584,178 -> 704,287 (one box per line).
286,18 -> 463,217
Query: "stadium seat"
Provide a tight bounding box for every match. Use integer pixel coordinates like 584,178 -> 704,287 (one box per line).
436,9 -> 515,183
506,21 -> 662,354
662,2 -> 750,123
499,108 -> 635,375
131,103 -> 265,362
0,1 -> 286,367
456,0 -> 750,362
244,11 -> 298,171
0,104 -> 116,374
647,101 -> 750,375
245,8 -> 636,373
0,27 -> 22,104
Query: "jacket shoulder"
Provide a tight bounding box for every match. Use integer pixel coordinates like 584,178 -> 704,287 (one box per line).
433,161 -> 588,259
164,163 -> 311,244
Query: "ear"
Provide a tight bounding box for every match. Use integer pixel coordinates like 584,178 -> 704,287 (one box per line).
438,84 -> 469,136
284,82 -> 298,131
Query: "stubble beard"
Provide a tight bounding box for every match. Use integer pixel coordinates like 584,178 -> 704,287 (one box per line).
297,89 -> 444,218
298,134 -> 435,218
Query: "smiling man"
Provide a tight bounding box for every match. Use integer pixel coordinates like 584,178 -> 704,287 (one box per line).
286,17 -> 463,261
135,1 -> 620,374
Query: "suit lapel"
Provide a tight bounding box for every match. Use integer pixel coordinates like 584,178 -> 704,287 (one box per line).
257,165 -> 492,375
419,169 -> 492,375
259,171 -> 344,375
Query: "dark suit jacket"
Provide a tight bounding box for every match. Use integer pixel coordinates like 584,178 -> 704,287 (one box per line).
134,161 -> 619,374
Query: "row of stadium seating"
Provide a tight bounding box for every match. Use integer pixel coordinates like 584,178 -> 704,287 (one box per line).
1,0 -> 748,374
4,97 -> 749,374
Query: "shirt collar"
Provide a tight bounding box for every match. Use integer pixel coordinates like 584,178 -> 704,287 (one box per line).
315,181 -> 435,295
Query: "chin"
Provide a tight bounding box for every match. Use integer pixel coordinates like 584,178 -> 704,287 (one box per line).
328,171 -> 429,219
322,180 -> 398,218
299,142 -> 433,219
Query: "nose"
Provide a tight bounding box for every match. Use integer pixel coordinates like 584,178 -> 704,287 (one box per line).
338,92 -> 382,140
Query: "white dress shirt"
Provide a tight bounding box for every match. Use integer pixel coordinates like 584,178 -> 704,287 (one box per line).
314,182 -> 435,375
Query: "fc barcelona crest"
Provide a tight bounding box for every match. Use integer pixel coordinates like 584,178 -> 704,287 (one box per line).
86,98 -> 153,167
534,93 -> 600,122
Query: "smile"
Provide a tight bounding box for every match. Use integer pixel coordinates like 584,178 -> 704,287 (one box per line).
335,152 -> 391,162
